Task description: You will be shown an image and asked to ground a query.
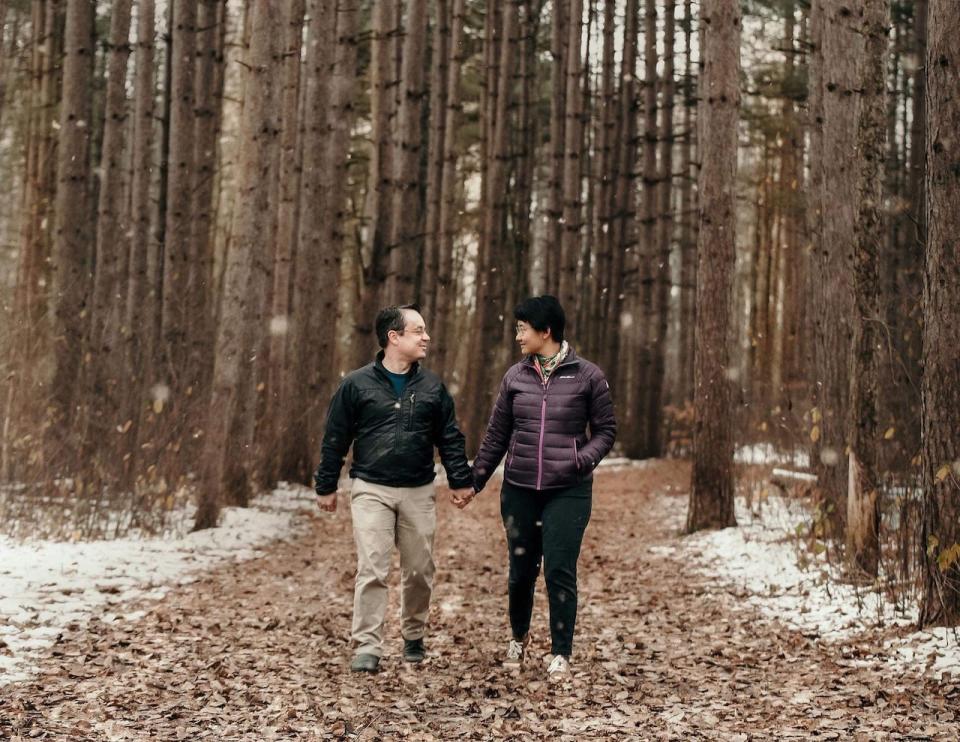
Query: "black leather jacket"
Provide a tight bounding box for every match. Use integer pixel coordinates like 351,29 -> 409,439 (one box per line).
313,353 -> 473,495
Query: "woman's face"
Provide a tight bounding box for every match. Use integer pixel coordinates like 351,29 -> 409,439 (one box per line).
516,321 -> 548,355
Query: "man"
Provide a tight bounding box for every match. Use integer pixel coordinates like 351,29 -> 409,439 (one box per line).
314,304 -> 474,673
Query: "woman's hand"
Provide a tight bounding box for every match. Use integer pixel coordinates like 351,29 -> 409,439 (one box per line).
451,488 -> 476,509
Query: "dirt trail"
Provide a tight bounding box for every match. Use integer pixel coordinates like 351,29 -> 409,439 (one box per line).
1,461 -> 955,740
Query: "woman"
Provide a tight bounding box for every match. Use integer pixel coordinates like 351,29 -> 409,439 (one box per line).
465,295 -> 616,679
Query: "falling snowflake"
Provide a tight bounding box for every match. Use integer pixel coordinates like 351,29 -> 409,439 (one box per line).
820,447 -> 840,466
269,315 -> 289,336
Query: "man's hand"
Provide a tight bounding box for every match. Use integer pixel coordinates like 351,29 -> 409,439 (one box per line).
316,493 -> 338,513
451,488 -> 476,509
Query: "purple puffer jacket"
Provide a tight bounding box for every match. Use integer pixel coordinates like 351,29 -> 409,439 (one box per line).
473,347 -> 617,492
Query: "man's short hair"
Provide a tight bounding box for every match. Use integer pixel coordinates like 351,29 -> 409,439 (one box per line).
514,295 -> 565,343
375,304 -> 421,348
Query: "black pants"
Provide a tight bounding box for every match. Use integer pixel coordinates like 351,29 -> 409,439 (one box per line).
500,480 -> 592,657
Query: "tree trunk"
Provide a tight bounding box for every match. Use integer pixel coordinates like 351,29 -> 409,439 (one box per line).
12,0 -> 62,405
558,0 -> 583,313
196,0 -> 282,529
387,0 -> 428,304
433,0 -> 467,378
779,2 -> 805,394
920,0 -> 960,627
189,0 -> 228,403
890,0 -> 926,473
422,0 -> 450,325
545,0 -> 567,294
621,0 -> 659,457
647,0 -> 676,455
123,0 -> 156,482
161,0 -> 198,389
677,0 -> 696,406
324,1 -> 360,377
588,0 -> 617,362
49,0 -> 95,446
464,0 -> 519,451
806,0 -> 824,463
84,0 -> 133,471
686,0 -> 739,533
811,0 -> 862,536
847,0 -> 888,578
0,1 -> 10,129
602,0 -> 639,395
354,0 -> 399,365
504,0 -> 539,353
279,0 -> 335,483
261,0 -> 306,487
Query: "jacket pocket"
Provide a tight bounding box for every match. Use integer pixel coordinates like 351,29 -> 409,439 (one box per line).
507,436 -> 518,469
573,438 -> 580,471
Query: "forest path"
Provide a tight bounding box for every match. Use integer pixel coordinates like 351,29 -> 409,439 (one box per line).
1,462 -> 955,740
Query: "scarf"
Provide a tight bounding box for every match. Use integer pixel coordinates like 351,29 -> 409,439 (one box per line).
535,340 -> 569,381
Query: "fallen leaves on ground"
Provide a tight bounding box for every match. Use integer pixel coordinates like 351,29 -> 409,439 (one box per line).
2,460 -> 956,740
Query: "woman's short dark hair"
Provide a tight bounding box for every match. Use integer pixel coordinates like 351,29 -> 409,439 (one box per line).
375,304 -> 421,348
514,295 -> 565,343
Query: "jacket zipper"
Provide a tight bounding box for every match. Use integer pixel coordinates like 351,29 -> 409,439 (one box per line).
574,438 -> 579,470
536,374 -> 553,491
530,356 -> 578,491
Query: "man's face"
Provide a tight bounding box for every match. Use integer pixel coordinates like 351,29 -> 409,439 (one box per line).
390,309 -> 430,362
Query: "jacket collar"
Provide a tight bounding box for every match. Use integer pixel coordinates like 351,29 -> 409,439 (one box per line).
520,345 -> 580,370
374,350 -> 421,379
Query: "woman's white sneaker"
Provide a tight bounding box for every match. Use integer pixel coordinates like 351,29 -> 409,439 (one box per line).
547,654 -> 571,680
503,639 -> 525,668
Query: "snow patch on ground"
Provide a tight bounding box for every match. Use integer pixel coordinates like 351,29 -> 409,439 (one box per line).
683,491 -> 960,680
0,483 -> 317,686
734,443 -> 810,469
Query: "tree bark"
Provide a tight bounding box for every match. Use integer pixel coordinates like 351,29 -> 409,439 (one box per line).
545,0 -> 567,294
422,0 -> 449,325
354,0 -> 398,365
50,0 -> 95,444
588,0 -> 617,362
677,0 -> 696,405
123,0 -> 156,482
387,0 -> 428,303
323,1 -> 360,376
197,0 -> 282,529
602,0 -> 640,394
920,0 -> 960,627
432,0 -> 467,378
686,0 -> 739,533
85,0 -> 133,469
189,0 -> 228,402
261,0 -> 306,487
505,0 -> 540,344
558,0 -> 584,312
279,0 -> 335,483
647,0 -> 676,455
464,0 -> 519,451
13,0 -> 62,373
621,0 -> 659,457
161,0 -> 198,388
811,0 -> 862,536
847,0 -> 888,577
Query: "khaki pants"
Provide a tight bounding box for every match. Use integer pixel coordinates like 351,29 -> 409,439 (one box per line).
350,478 -> 437,657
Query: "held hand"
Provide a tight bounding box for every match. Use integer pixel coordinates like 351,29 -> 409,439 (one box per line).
451,488 -> 476,509
316,493 -> 338,513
